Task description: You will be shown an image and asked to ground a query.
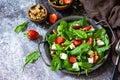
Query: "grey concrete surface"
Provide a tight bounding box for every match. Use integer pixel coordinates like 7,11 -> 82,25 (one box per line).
0,0 -> 119,80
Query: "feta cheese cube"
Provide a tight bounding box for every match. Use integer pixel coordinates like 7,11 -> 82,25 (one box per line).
70,43 -> 75,49
51,44 -> 56,50
88,57 -> 94,63
90,27 -> 95,31
60,53 -> 67,60
97,39 -> 105,46
72,62 -> 79,69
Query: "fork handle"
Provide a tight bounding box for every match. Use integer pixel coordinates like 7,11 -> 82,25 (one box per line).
111,65 -> 117,80
111,55 -> 119,80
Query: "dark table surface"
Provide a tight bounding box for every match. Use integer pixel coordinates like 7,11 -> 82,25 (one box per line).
0,0 -> 120,80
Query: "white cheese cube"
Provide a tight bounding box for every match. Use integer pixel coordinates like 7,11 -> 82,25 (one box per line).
70,43 -> 75,49
72,62 -> 79,69
60,53 -> 67,60
90,26 -> 95,31
51,44 -> 56,50
97,40 -> 105,46
88,57 -> 94,63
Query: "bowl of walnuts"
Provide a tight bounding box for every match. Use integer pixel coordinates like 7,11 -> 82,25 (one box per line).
28,4 -> 48,23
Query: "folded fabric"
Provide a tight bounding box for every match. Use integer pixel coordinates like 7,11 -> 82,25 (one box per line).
80,0 -> 120,71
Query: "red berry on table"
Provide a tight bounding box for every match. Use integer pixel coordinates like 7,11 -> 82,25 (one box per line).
27,30 -> 39,40
49,13 -> 58,24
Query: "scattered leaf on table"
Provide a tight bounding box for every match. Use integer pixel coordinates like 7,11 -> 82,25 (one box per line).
14,20 -> 28,34
23,51 -> 40,69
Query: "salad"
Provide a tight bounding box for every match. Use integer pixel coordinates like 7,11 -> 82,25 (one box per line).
46,17 -> 110,75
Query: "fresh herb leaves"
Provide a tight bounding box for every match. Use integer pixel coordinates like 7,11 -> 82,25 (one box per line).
14,20 -> 28,34
50,52 -> 62,71
23,51 -> 40,68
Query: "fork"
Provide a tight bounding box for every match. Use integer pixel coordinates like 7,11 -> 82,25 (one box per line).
111,39 -> 120,80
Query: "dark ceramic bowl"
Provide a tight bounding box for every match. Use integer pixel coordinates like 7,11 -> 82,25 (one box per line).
38,16 -> 115,75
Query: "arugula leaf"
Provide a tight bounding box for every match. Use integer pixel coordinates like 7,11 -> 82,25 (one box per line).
50,52 -> 62,71
23,51 -> 40,67
14,20 -> 28,34
70,43 -> 91,55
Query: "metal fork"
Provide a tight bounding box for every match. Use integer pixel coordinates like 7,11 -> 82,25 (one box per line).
111,39 -> 120,80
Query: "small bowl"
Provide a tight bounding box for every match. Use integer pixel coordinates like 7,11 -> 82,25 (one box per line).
28,4 -> 48,23
48,0 -> 70,10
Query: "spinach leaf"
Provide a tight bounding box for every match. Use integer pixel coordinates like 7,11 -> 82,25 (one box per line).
96,46 -> 110,55
14,20 -> 28,34
78,62 -> 93,75
70,43 -> 91,55
50,52 -> 62,71
73,30 -> 87,39
57,20 -> 69,39
102,35 -> 109,46
23,51 -> 40,67
94,28 -> 106,38
63,58 -> 73,71
64,40 -> 72,45
80,17 -> 87,27
46,34 -> 57,46
55,44 -> 63,50
64,58 -> 80,71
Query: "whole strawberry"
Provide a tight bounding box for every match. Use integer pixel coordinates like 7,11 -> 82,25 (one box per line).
27,30 -> 39,40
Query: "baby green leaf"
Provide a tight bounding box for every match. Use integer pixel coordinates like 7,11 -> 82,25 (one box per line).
14,20 -> 28,34
23,51 -> 40,68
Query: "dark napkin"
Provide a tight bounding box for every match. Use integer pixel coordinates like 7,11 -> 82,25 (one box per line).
80,0 -> 120,71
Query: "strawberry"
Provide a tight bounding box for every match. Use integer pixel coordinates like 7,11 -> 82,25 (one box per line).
73,40 -> 82,46
87,38 -> 92,45
72,26 -> 81,29
83,25 -> 92,31
62,0 -> 72,5
94,55 -> 99,63
69,56 -> 76,64
49,13 -> 58,24
27,30 -> 39,40
56,37 -> 64,44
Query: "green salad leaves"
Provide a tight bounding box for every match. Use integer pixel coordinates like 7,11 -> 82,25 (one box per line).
46,17 -> 110,75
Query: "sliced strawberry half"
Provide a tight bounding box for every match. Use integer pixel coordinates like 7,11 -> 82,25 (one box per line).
56,37 -> 64,44
72,26 -> 81,29
73,39 -> 82,46
69,56 -> 76,64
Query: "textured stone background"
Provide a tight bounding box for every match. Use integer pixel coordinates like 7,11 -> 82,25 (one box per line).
0,0 -> 119,80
